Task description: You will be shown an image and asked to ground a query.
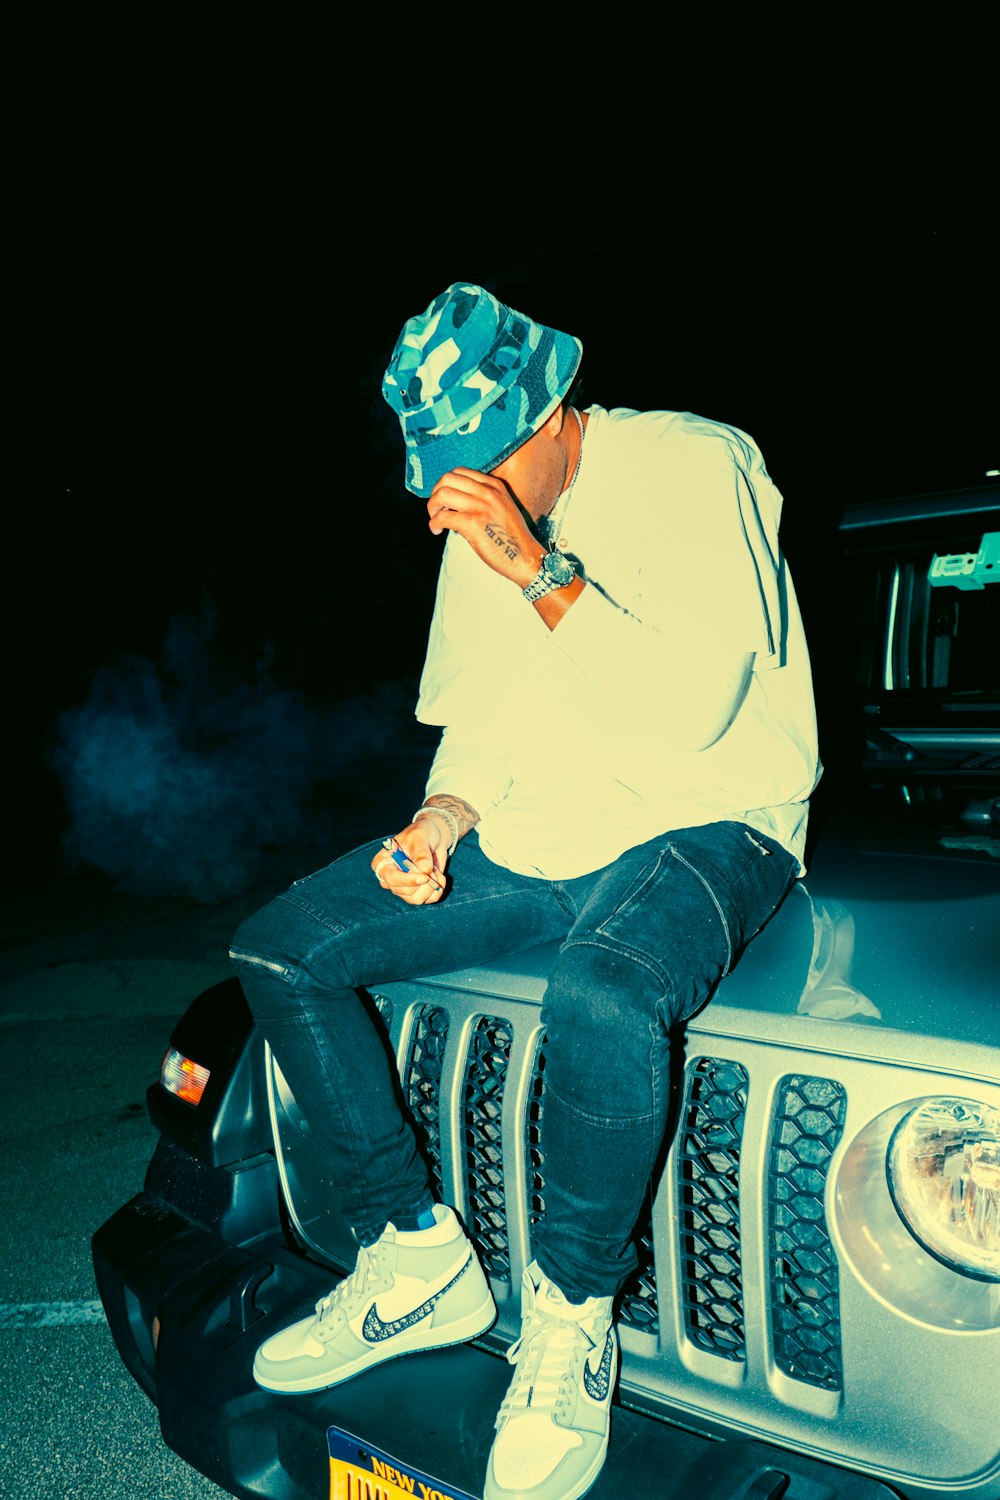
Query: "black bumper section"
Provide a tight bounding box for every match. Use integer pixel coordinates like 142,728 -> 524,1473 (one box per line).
93,1194 -> 901,1500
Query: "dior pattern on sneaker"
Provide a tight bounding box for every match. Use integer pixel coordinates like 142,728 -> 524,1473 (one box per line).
252,1205 -> 496,1394
484,1262 -> 618,1500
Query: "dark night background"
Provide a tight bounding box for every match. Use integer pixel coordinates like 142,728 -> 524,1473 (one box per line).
10,185 -> 996,904
2,71 -> 996,1496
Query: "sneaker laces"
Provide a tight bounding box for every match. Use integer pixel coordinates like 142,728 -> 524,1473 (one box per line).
499,1310 -> 592,1418
312,1242 -> 385,1340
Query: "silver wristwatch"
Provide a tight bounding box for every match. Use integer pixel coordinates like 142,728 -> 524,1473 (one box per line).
523,549 -> 577,603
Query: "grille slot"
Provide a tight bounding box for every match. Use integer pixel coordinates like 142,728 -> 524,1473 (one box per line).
677,1057 -> 749,1361
526,1035 -> 547,1233
463,1016 -> 513,1284
619,1190 -> 659,1333
403,1005 -> 449,1195
768,1074 -> 847,1391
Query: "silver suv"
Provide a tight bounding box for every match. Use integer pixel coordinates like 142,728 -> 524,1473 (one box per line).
93,485 -> 1000,1500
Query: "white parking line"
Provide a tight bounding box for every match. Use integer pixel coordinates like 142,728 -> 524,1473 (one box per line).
0,1300 -> 107,1327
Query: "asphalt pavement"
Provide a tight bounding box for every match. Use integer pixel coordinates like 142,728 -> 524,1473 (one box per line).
0,868 -> 254,1499
0,741 -> 432,1499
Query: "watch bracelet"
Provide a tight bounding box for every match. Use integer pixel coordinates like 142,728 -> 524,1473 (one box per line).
523,550 -> 575,603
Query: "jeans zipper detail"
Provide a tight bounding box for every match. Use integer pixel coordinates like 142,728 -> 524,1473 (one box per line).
228,948 -> 290,977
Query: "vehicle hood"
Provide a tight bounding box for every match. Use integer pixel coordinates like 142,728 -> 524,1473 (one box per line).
422,828 -> 999,1078
705,827 -> 999,1075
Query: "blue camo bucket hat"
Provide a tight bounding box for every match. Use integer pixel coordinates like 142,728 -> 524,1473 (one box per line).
382,282 -> 583,498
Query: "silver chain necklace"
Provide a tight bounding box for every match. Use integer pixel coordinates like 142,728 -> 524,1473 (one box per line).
539,407 -> 585,548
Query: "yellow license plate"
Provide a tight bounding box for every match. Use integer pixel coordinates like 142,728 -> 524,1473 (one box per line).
328,1426 -> 479,1500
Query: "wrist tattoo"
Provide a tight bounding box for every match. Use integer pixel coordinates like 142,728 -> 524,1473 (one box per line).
423,794 -> 480,838
484,522 -> 519,563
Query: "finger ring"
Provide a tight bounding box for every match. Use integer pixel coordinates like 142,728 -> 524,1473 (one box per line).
374,857 -> 393,881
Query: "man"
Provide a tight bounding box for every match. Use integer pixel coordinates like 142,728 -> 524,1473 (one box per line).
229,281 -> 821,1500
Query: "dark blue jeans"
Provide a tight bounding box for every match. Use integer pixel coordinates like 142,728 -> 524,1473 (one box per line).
230,821 -> 796,1301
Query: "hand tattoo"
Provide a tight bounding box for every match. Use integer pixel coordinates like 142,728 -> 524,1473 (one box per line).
484,522 -> 520,563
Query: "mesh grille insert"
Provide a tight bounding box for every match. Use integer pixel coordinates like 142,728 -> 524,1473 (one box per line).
769,1074 -> 846,1391
677,1056 -> 749,1361
403,1005 -> 448,1196
463,1016 -> 513,1284
619,1188 -> 659,1333
526,1035 -> 547,1234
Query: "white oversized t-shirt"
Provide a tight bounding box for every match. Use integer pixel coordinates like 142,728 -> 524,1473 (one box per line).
415,405 -> 821,879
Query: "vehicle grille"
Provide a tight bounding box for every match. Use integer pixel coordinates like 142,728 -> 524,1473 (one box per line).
267,970 -> 1000,1494
391,998 -> 847,1394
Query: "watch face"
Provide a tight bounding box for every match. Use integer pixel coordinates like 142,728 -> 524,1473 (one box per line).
543,551 -> 576,586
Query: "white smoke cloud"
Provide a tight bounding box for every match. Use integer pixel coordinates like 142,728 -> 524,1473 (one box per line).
49,601 -> 422,902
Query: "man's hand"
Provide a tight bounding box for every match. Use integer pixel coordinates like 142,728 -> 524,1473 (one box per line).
427,468 -> 542,588
370,820 -> 448,905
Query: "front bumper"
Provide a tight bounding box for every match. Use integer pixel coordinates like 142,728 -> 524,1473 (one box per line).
93,1193 -> 901,1500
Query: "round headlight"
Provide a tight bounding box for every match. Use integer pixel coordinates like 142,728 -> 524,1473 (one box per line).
887,1097 -> 1000,1282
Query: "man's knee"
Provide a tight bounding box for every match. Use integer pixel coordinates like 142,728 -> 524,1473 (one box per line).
229,892 -> 346,992
542,940 -> 667,1057
232,897 -> 290,962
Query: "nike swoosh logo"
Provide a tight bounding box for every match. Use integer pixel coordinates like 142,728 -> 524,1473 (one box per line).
362,1254 -> 472,1343
582,1330 -> 615,1401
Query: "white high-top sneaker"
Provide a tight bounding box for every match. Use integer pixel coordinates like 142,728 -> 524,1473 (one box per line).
484,1261 -> 617,1500
253,1204 -> 496,1393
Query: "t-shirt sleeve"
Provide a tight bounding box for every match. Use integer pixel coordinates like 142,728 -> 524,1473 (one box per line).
423,726 -> 513,820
